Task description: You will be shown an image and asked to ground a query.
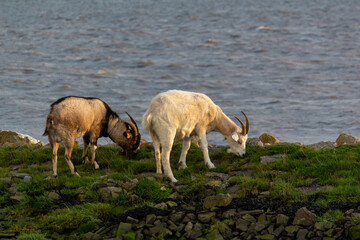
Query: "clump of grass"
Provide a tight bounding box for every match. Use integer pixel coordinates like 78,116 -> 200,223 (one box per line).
228,176 -> 270,197
134,178 -> 171,203
16,233 -> 50,240
270,178 -> 307,202
38,203 -> 111,233
318,210 -> 344,222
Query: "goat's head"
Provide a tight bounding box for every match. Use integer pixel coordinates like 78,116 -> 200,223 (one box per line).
226,111 -> 249,157
109,112 -> 141,155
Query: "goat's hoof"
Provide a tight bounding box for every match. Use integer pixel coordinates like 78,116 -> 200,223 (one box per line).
74,172 -> 81,177
207,163 -> 216,169
53,174 -> 58,178
178,164 -> 187,170
94,163 -> 100,169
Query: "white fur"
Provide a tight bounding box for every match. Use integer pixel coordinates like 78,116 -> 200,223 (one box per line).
142,90 -> 249,183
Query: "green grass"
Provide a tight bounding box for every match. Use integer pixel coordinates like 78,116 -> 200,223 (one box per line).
1,142 -> 360,237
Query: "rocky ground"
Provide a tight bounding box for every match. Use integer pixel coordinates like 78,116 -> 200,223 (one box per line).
1,130 -> 360,239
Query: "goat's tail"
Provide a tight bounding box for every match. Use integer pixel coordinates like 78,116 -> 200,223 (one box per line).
142,112 -> 152,131
43,115 -> 53,136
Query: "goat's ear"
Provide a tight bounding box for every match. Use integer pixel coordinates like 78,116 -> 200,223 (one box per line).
231,132 -> 239,142
123,131 -> 131,139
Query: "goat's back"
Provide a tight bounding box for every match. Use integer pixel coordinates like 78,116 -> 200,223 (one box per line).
46,96 -> 109,133
142,90 -> 218,135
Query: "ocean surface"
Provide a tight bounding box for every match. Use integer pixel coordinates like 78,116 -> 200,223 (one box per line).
1,0 -> 360,145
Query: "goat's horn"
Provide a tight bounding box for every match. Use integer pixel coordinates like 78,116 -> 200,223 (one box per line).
241,111 -> 250,134
125,112 -> 139,136
234,116 -> 247,136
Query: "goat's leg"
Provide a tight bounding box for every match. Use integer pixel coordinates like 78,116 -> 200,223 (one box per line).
178,137 -> 191,169
90,139 -> 100,169
161,143 -> 177,182
150,130 -> 162,174
198,132 -> 215,169
82,135 -> 90,163
64,139 -> 80,176
49,137 -> 59,177
160,130 -> 177,182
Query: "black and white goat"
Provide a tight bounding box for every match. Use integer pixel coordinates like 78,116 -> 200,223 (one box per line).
43,96 -> 141,176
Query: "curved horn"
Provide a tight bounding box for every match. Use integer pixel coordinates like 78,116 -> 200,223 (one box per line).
241,111 -> 250,134
234,116 -> 246,136
125,112 -> 139,136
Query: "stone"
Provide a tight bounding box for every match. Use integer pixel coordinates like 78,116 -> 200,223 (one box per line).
236,218 -> 250,232
116,222 -> 132,238
218,222 -> 232,239
205,172 -> 229,181
203,193 -> 232,209
276,214 -> 290,225
154,202 -> 168,210
297,229 -> 309,240
222,209 -> 236,219
260,154 -> 286,164
0,130 -> 44,146
293,207 -> 316,226
256,234 -> 275,240
242,214 -> 256,223
206,229 -> 224,240
166,201 -> 178,208
206,180 -> 223,188
126,216 -> 139,224
170,211 -> 185,223
307,141 -> 335,149
285,225 -> 299,234
188,222 -> 203,239
23,175 -> 32,182
122,181 -> 137,191
98,187 -> 122,202
259,133 -> 280,145
198,212 -> 216,223
335,133 -> 360,146
273,225 -> 285,237
146,214 -> 157,225
48,191 -> 60,201
254,222 -> 268,232
148,223 -> 172,237
247,138 -> 264,147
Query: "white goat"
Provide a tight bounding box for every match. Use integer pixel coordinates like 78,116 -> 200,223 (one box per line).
142,90 -> 249,182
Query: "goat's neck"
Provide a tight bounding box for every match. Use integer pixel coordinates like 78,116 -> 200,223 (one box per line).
214,108 -> 238,136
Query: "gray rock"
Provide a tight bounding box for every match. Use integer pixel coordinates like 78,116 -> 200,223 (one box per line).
206,229 -> 224,240
335,133 -> 360,146
154,202 -> 168,210
236,218 -> 249,232
198,212 -> 216,223
276,214 -> 290,225
218,222 -> 232,239
205,172 -> 229,181
98,186 -> 122,202
260,154 -> 286,164
293,207 -> 316,226
116,222 -> 132,238
273,225 -> 285,237
222,209 -> 236,219
203,193 -> 232,209
0,130 -> 44,146
23,175 -> 32,182
188,222 -> 203,239
170,211 -> 185,223
146,214 -> 157,225
148,223 -> 172,237
48,191 -> 60,201
296,229 -> 309,240
242,214 -> 256,223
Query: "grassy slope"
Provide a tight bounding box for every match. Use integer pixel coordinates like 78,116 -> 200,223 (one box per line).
0,143 -> 360,237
